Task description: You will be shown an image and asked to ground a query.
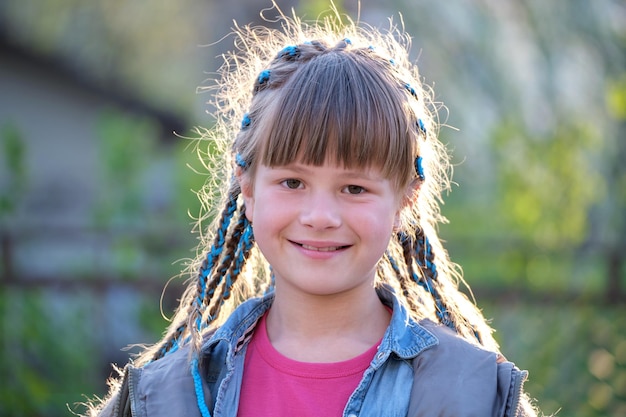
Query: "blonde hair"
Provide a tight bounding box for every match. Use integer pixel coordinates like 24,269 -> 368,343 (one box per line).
132,5 -> 500,369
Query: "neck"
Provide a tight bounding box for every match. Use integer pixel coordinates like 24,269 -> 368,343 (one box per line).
265,284 -> 391,362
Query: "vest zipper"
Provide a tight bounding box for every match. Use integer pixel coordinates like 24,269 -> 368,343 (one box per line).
508,369 -> 529,416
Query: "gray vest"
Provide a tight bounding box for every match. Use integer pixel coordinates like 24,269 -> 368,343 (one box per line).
98,321 -> 531,417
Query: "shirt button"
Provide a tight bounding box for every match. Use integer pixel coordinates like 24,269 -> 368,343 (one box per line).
377,352 -> 385,360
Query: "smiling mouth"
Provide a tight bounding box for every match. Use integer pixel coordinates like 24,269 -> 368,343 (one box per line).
296,243 -> 350,252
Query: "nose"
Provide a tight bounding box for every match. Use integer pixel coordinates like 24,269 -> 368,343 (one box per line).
300,191 -> 342,229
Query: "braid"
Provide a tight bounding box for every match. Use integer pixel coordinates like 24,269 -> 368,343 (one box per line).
385,250 -> 422,314
197,191 -> 239,323
188,214 -> 254,417
205,216 -> 241,300
205,212 -> 255,322
395,227 -> 489,346
152,324 -> 186,361
150,187 -> 240,361
411,228 -> 455,329
222,214 -> 255,299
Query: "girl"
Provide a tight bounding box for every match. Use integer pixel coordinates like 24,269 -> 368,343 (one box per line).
90,6 -> 540,417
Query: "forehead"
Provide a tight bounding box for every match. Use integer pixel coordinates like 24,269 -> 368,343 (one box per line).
255,51 -> 416,189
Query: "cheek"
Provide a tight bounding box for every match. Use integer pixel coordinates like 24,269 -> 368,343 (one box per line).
247,194 -> 287,237
357,206 -> 397,241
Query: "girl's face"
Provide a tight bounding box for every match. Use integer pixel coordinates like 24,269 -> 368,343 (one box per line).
240,161 -> 405,299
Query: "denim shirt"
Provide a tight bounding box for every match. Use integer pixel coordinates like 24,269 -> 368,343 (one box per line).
103,289 -> 530,417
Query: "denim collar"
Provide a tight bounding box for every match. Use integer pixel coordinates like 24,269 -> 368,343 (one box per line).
202,287 -> 438,361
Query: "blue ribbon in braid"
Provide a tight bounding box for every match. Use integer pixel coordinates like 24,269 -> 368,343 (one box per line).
386,250 -> 402,276
222,218 -> 254,300
397,232 -> 432,293
402,82 -> 427,181
397,231 -> 454,329
191,218 -> 254,417
416,235 -> 454,329
191,356 -> 212,417
154,323 -> 186,360
156,204 -> 240,361
193,194 -> 238,332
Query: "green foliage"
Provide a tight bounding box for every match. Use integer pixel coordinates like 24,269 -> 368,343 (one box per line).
94,108 -> 157,227
0,123 -> 27,220
606,73 -> 626,121
296,0 -> 346,21
603,73 -> 626,245
491,118 -> 602,249
89,108 -> 211,281
485,302 -> 626,417
0,289 -> 101,417
443,117 -> 609,293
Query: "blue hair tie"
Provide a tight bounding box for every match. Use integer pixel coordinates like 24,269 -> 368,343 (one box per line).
415,156 -> 425,181
405,83 -> 418,99
235,153 -> 247,168
344,38 -> 352,45
241,113 -> 251,129
258,69 -> 271,84
417,118 -> 426,134
279,45 -> 299,58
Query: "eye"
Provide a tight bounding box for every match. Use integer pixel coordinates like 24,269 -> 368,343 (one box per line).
344,185 -> 366,194
282,179 -> 302,189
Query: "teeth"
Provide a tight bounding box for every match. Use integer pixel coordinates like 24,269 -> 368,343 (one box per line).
301,244 -> 341,252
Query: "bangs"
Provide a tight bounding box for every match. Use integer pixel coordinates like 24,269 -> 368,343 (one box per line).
258,50 -> 416,188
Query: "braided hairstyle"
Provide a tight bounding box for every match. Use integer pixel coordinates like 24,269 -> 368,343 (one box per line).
133,7 -> 499,372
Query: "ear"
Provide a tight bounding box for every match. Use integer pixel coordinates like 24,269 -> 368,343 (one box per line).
393,180 -> 421,231
236,167 -> 255,223
403,179 -> 421,208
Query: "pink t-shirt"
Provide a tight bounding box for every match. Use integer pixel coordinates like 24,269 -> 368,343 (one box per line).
237,313 -> 379,417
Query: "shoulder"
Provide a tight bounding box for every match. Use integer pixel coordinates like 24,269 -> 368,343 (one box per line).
101,347 -> 205,417
417,319 -> 495,359
408,320 -> 531,417
411,320 -> 503,396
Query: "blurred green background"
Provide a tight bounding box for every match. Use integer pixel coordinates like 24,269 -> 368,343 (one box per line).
0,0 -> 624,416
